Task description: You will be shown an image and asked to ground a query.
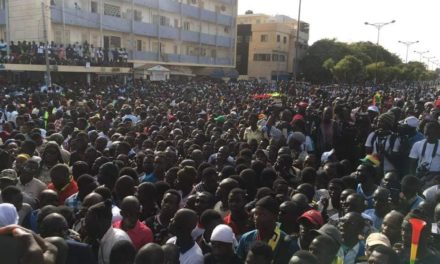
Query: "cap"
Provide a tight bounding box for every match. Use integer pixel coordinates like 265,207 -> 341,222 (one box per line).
403,116 -> 419,128
360,154 -> 381,168
298,209 -> 324,227
0,169 -> 18,181
292,114 -> 304,121
367,105 -> 379,113
366,232 -> 391,247
211,224 -> 235,244
310,223 -> 342,246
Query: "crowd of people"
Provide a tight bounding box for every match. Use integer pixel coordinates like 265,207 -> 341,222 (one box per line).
0,40 -> 129,67
0,78 -> 439,264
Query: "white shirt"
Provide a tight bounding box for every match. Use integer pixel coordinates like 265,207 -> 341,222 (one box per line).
18,178 -> 47,201
409,139 -> 440,172
98,227 -> 131,264
166,237 -> 204,264
365,132 -> 400,172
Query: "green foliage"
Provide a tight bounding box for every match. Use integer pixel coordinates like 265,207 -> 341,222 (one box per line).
299,39 -> 436,84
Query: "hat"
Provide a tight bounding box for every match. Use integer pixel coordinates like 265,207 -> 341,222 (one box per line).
360,154 -> 381,168
366,232 -> 391,247
0,169 -> 18,181
310,223 -> 342,246
378,112 -> 395,127
403,116 -> 419,128
367,105 -> 379,113
211,224 -> 235,244
298,209 -> 324,227
255,196 -> 278,215
292,114 -> 304,121
214,115 -> 225,123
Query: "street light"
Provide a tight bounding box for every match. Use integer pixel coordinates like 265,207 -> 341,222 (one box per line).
414,50 -> 429,62
398,40 -> 419,63
423,56 -> 436,70
364,20 -> 396,84
294,0 -> 302,83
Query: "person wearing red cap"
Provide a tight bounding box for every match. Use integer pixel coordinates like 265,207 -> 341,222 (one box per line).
296,209 -> 324,250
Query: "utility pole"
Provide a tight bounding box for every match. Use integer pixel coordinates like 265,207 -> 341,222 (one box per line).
293,0 -> 302,83
398,40 -> 419,63
414,50 -> 429,62
41,1 -> 51,87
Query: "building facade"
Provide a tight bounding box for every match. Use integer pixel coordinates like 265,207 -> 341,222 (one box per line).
236,13 -> 309,81
0,0 -> 237,76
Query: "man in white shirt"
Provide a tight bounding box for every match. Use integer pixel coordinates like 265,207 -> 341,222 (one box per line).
166,208 -> 203,264
409,121 -> 440,183
84,200 -> 131,264
17,159 -> 46,201
365,112 -> 400,173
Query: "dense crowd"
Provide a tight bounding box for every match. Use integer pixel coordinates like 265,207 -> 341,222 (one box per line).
0,40 -> 129,67
0,79 -> 440,264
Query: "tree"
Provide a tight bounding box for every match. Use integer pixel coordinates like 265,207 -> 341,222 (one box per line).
333,55 -> 365,84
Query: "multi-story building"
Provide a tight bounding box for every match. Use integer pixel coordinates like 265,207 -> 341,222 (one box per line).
236,12 -> 309,81
0,0 -> 237,78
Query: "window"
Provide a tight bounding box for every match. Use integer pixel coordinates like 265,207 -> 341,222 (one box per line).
272,54 -> 286,62
153,15 -> 170,26
283,36 -> 287,44
91,1 -> 98,13
110,36 -> 121,48
134,10 -> 142,21
254,54 -> 271,61
174,19 -> 179,28
260,34 -> 268,42
237,36 -> 243,44
224,26 -> 230,33
137,40 -> 142,51
211,49 -> 216,58
183,21 -> 191,31
104,4 -> 121,17
153,42 -> 164,53
277,35 -> 280,42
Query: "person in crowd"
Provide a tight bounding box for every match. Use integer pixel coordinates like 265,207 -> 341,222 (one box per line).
204,224 -> 241,264
48,164 -> 78,205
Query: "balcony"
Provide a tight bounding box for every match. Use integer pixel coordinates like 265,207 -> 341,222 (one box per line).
102,15 -> 130,32
159,0 -> 180,13
158,26 -> 179,40
199,56 -> 216,65
216,36 -> 232,47
217,13 -> 233,26
134,0 -> 158,9
0,9 -> 6,25
162,53 -> 180,63
181,30 -> 200,43
180,55 -> 198,64
51,6 -> 100,29
131,51 -> 158,61
200,33 -> 216,46
200,9 -> 217,23
133,21 -> 158,37
216,57 -> 232,65
182,5 -> 199,19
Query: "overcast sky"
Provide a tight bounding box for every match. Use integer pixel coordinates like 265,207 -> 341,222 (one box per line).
238,0 -> 440,69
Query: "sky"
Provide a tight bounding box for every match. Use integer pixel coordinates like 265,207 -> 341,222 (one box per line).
238,0 -> 440,69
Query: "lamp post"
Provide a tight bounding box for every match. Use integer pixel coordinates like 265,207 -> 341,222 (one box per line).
364,20 -> 395,84
414,50 -> 429,62
423,56 -> 436,70
293,0 -> 302,83
398,40 -> 419,63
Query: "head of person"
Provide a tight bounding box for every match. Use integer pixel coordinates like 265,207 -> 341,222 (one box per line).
134,243 -> 164,264
195,191 -> 215,216
84,199 -> 113,240
339,189 -> 356,213
0,169 -> 18,190
42,141 -> 63,166
160,189 -> 181,217
114,175 -> 136,204
0,203 -> 19,227
424,121 -> 440,143
38,189 -> 59,207
288,250 -> 318,264
161,244 -> 179,264
245,241 -> 273,264
381,171 -> 399,191
110,240 -> 136,264
401,175 -> 421,200
120,196 -> 140,229
298,210 -> 324,249
50,164 -> 71,191
175,166 -> 197,194
39,213 -> 69,238
339,212 -> 364,246
1,186 -> 23,211
377,112 -> 395,131
365,232 -> 391,259
355,164 -> 375,185
344,193 -> 366,214
367,245 -> 400,264
19,159 -> 39,185
137,182 -> 158,218
254,196 -> 278,231
98,162 -> 119,191
216,178 -> 239,206
210,224 -> 236,258
381,210 -> 404,245
76,174 -> 98,201
373,187 -> 391,218
228,187 -> 247,214
201,167 -> 219,194
328,178 -> 344,202
168,208 -> 198,239
309,234 -> 340,264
